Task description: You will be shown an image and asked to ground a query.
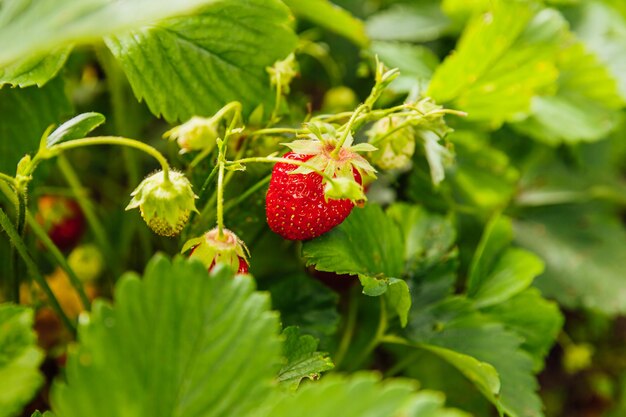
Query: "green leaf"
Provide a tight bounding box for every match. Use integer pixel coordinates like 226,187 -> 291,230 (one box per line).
267,273 -> 340,343
447,131 -> 520,210
0,48 -> 71,87
428,2 -> 565,125
482,288 -> 563,371
46,112 -> 105,148
0,0 -> 229,66
386,278 -> 411,328
0,77 -> 72,175
571,1 -> 626,100
467,215 -> 545,308
418,344 -> 501,405
514,41 -> 624,144
406,297 -> 542,417
105,0 -> 298,122
514,205 -> 626,314
283,0 -> 368,47
0,304 -> 45,417
386,203 -> 456,273
51,257 -> 282,417
259,373 -> 459,417
370,41 -> 439,93
366,3 -> 451,42
277,327 -> 334,390
302,204 -> 404,279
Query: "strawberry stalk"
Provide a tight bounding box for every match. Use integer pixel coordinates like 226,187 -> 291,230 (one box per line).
0,172 -> 15,185
227,156 -> 339,184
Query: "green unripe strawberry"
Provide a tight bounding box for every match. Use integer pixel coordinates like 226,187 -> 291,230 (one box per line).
367,116 -> 416,170
164,116 -> 220,153
183,228 -> 250,274
126,170 -> 197,236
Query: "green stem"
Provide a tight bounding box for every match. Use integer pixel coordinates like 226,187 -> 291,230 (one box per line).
10,188 -> 27,302
334,286 -> 360,369
0,172 -> 15,185
53,136 -> 171,182
270,71 -> 283,125
248,127 -> 302,137
0,207 -> 76,334
228,156 -> 337,183
383,349 -> 422,378
330,105 -> 367,158
57,155 -> 121,282
223,175 -> 271,213
26,211 -> 91,310
216,161 -> 225,239
350,297 -> 387,370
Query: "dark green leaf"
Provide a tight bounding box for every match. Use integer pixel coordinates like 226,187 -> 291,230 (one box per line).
303,204 -> 404,279
105,0 -> 298,122
0,77 -> 72,175
371,41 -> 439,93
514,205 -> 626,314
51,257 -> 282,417
0,304 -> 45,417
278,327 -> 334,390
46,112 -> 105,147
483,288 -> 563,371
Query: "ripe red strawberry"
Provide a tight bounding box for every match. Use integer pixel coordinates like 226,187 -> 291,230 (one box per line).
36,196 -> 85,250
265,124 -> 377,240
266,152 -> 362,240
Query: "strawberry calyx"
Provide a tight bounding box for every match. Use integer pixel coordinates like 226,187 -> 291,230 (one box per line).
183,228 -> 250,274
281,123 -> 377,204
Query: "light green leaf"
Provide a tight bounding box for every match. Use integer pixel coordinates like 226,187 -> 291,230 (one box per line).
514,41 -> 624,144
468,214 -> 513,288
419,344 -> 501,405
105,0 -> 298,122
283,0 -> 368,47
0,304 -> 45,417
483,288 -> 563,371
0,77 -> 72,175
371,41 -> 439,93
259,373 -> 458,417
428,2 -> 565,125
302,204 -> 404,279
514,205 -> 626,314
471,248 -> 544,308
359,275 -> 390,297
51,257 -> 282,417
386,278 -> 411,328
366,3 -> 451,42
0,0 -> 226,66
0,48 -> 71,87
406,297 -> 542,417
277,327 -> 334,390
571,1 -> 626,100
46,112 -> 105,147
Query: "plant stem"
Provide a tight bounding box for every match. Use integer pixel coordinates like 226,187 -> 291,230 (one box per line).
57,155 -> 120,283
334,286 -> 360,369
26,211 -> 91,310
228,156 -> 337,183
330,105 -> 367,158
53,136 -> 171,182
216,161 -> 225,239
349,296 -> 387,370
270,72 -> 283,124
0,172 -> 15,185
248,127 -> 302,137
0,207 -> 76,334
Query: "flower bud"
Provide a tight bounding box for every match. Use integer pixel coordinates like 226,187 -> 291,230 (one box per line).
367,116 -> 416,170
164,116 -> 220,153
267,53 -> 298,94
183,228 -> 249,274
126,170 -> 197,236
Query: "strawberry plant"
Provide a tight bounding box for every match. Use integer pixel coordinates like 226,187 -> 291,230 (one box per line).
1,1 -> 626,417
